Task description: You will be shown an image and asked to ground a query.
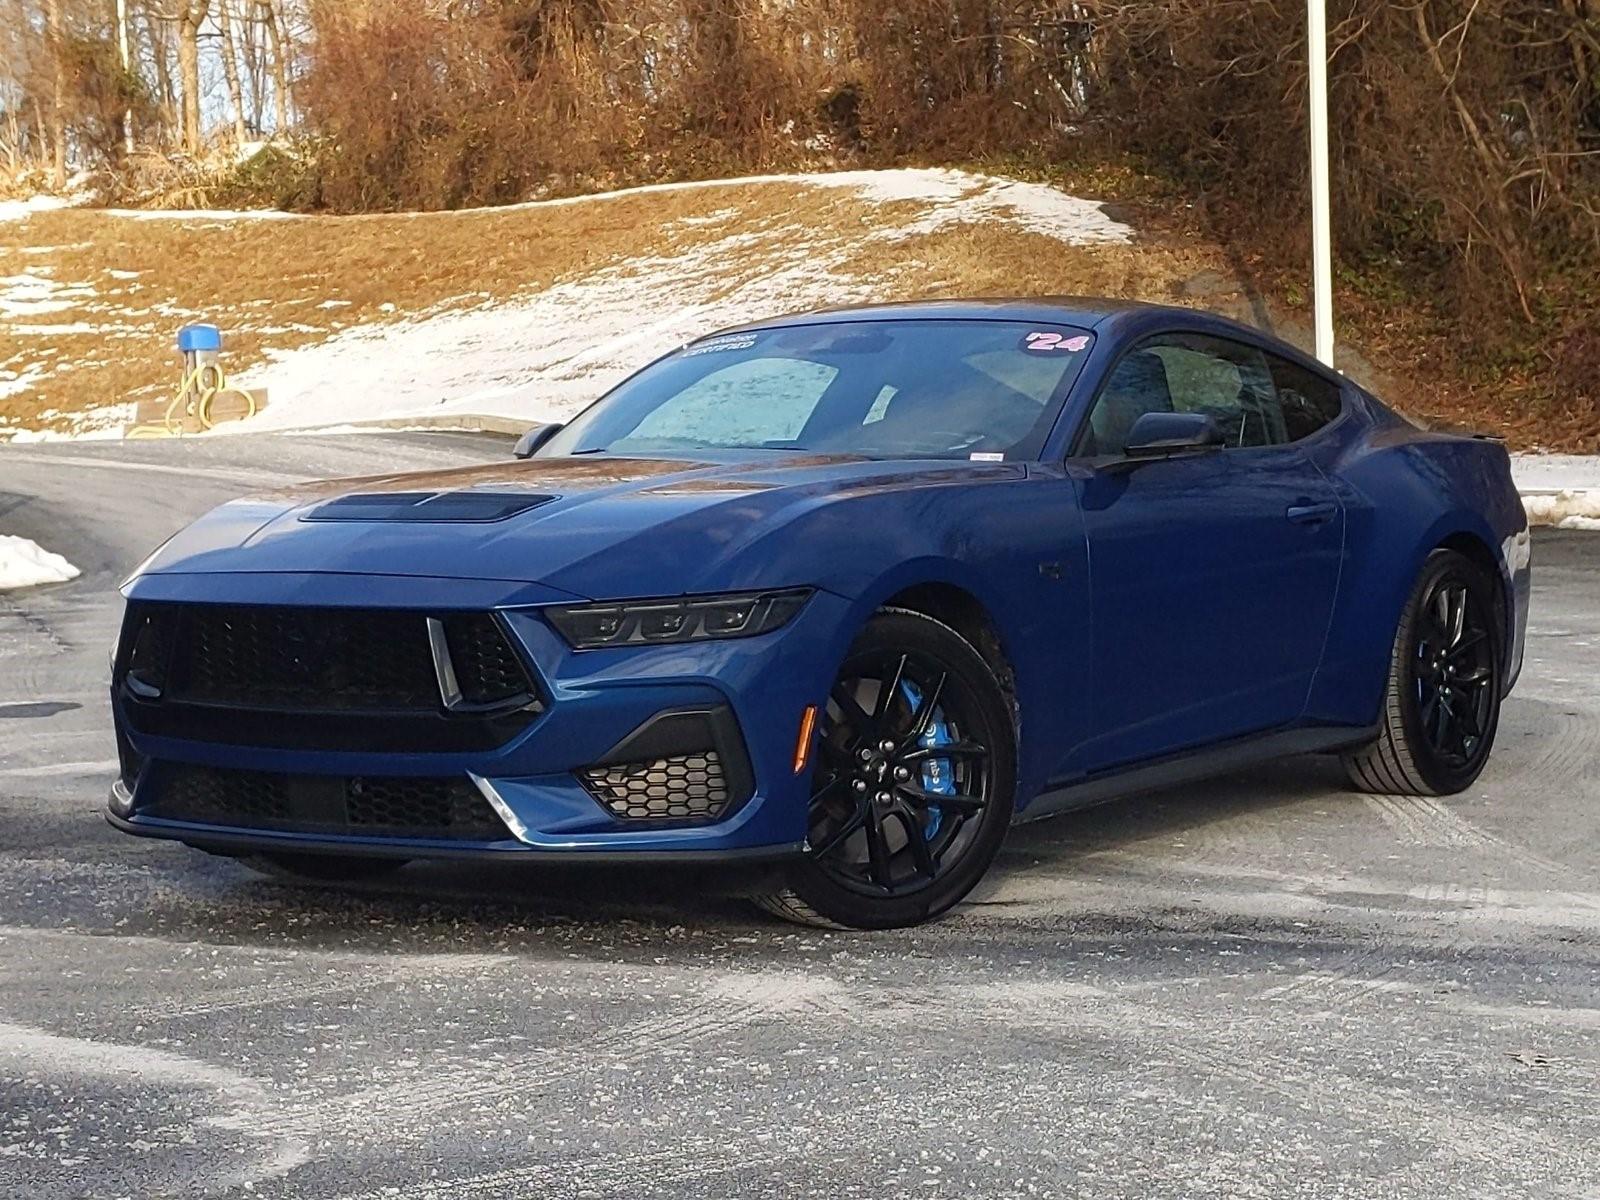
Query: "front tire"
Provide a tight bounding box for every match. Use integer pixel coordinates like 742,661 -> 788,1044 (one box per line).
754,609 -> 1017,929
1343,548 -> 1503,796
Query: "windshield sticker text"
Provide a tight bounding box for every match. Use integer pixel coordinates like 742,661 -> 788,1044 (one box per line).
1021,332 -> 1090,354
683,333 -> 759,357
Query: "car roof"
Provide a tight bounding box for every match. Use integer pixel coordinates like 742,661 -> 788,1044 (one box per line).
716,297 -> 1153,333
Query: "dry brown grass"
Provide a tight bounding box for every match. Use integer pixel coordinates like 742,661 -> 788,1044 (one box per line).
0,182 -> 885,435
838,221 -> 1225,304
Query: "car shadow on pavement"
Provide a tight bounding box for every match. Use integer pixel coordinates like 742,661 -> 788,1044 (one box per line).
179,751 -> 1356,947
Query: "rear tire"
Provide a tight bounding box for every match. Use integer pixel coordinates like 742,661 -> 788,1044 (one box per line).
240,852 -> 410,883
753,609 -> 1016,929
1342,549 -> 1503,796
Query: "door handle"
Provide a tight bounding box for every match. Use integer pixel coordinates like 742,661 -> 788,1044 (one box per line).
1286,501 -> 1337,526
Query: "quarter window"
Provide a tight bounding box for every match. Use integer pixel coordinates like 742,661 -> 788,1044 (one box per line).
1267,353 -> 1344,442
1082,333 -> 1287,455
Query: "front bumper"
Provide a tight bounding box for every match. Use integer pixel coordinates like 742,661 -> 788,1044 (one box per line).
110,571 -> 854,861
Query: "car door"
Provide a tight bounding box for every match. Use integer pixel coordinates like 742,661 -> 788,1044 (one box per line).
1063,332 -> 1344,775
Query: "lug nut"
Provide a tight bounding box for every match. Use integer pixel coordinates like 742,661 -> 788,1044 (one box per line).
853,779 -> 868,793
894,766 -> 911,781
876,791 -> 892,804
879,739 -> 896,753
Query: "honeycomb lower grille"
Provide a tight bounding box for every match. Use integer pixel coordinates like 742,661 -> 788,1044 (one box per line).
144,765 -> 508,839
577,751 -> 732,822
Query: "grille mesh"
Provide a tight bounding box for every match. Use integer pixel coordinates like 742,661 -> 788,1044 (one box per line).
578,752 -> 731,822
345,776 -> 503,834
124,604 -> 537,715
440,614 -> 531,707
145,766 -> 508,839
180,606 -> 440,709
160,764 -> 291,824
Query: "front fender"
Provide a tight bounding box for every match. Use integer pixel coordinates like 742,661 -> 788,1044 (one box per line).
723,473 -> 1091,808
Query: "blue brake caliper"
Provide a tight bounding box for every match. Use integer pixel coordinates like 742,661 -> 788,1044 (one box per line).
899,680 -> 955,841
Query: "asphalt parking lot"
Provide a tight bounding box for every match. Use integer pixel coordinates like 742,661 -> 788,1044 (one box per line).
1,434 -> 1596,1199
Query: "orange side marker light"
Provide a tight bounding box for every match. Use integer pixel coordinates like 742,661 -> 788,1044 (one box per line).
792,704 -> 819,774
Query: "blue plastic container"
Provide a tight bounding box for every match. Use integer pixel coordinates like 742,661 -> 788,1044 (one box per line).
177,324 -> 223,354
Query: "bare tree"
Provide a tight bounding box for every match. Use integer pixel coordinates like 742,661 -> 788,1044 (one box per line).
47,0 -> 65,184
257,0 -> 289,133
172,0 -> 210,154
140,0 -> 178,145
217,0 -> 248,143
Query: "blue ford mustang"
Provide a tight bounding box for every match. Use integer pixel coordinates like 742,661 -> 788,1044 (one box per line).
108,300 -> 1531,928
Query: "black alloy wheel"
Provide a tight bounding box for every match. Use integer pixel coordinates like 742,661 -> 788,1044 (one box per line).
755,609 -> 1016,929
1344,548 -> 1504,796
1412,572 -> 1498,768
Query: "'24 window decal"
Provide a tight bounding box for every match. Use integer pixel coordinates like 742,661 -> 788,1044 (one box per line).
1021,331 -> 1091,354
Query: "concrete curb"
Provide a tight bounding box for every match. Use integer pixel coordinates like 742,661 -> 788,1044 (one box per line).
334,414 -> 531,437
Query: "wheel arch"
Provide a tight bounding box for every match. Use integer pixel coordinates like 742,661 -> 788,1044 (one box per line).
833,564 -> 1044,793
881,582 -> 1019,713
1435,528 -> 1506,615
1307,506 -> 1513,729
1431,526 -> 1516,686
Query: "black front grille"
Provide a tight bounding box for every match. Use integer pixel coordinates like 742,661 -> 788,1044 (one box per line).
115,603 -> 542,753
179,605 -> 443,710
578,751 -> 732,822
144,765 -> 508,839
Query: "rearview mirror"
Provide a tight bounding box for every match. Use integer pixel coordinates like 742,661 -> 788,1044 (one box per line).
513,423 -> 564,460
1122,412 -> 1223,459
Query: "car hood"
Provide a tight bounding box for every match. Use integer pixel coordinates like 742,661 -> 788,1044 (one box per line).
132,453 -> 1023,600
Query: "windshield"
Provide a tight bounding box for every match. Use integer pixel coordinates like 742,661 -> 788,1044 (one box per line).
541,319 -> 1094,461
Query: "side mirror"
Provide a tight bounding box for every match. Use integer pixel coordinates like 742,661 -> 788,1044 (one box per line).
1122,411 -> 1223,459
512,423 -> 563,460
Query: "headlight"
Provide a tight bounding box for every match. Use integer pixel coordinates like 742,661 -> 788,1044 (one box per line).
547,589 -> 812,650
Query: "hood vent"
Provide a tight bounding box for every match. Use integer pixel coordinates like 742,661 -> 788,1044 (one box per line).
301,490 -> 558,524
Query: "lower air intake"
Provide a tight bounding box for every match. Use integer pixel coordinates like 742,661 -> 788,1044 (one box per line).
145,765 -> 508,840
578,752 -> 732,822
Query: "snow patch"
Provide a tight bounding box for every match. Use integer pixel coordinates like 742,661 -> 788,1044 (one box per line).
226,230 -> 871,434
0,535 -> 81,589
898,176 -> 1132,244
1522,490 -> 1600,530
100,207 -> 301,221
1512,454 -> 1600,529
0,194 -> 75,222
0,272 -> 96,317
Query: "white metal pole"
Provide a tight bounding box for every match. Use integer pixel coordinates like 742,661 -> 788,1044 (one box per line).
117,0 -> 134,155
1307,0 -> 1335,367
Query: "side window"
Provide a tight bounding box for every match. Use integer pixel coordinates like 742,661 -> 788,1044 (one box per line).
1081,333 -> 1285,455
631,357 -> 837,445
1267,353 -> 1344,442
